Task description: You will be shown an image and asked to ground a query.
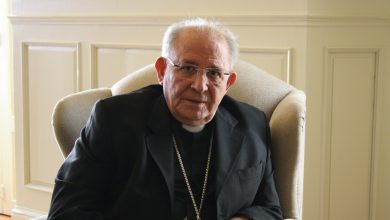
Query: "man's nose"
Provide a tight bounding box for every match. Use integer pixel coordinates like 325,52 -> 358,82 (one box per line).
191,71 -> 208,93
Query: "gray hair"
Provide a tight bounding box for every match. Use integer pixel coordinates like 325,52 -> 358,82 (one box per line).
161,18 -> 239,70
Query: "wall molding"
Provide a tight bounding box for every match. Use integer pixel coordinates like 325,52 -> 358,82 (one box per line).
305,15 -> 390,27
9,15 -> 390,27
90,43 -> 160,88
21,41 -> 81,91
240,47 -> 292,84
12,206 -> 47,219
321,47 -> 381,220
21,41 -> 81,193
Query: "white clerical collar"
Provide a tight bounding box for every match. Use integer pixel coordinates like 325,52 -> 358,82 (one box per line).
182,123 -> 205,133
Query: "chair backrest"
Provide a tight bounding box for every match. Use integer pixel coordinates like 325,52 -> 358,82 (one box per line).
52,59 -> 306,220
52,88 -> 112,156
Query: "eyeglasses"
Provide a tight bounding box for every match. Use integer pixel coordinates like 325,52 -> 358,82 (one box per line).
165,57 -> 231,85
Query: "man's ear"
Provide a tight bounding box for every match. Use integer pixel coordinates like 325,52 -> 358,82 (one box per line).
155,57 -> 167,85
225,72 -> 237,90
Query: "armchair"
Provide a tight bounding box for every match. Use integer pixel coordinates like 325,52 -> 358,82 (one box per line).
50,60 -> 306,220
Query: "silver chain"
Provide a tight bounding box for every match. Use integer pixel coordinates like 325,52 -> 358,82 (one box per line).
172,133 -> 213,220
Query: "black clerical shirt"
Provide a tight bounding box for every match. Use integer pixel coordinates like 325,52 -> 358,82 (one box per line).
172,120 -> 217,220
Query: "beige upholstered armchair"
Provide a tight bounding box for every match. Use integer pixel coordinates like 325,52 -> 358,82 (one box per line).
50,60 -> 306,220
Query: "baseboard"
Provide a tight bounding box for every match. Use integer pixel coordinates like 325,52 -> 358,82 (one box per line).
11,206 -> 47,220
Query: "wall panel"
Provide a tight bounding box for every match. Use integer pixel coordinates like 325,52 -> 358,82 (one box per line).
323,48 -> 378,220
240,48 -> 291,83
91,44 -> 160,88
22,42 -> 80,192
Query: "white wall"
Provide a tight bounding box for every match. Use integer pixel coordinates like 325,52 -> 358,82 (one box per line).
10,0 -> 308,16
6,0 -> 390,219
0,0 -> 15,215
308,0 -> 389,16
305,1 -> 390,220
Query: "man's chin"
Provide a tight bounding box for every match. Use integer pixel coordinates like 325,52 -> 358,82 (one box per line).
176,113 -> 210,126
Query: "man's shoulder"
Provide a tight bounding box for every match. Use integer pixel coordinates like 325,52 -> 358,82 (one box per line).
93,84 -> 164,117
220,95 -> 267,126
221,95 -> 265,116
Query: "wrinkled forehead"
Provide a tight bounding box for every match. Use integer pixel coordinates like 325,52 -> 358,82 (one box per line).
172,28 -> 231,68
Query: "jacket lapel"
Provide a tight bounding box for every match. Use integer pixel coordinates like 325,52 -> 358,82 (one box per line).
144,95 -> 246,217
145,96 -> 175,213
214,106 -> 245,199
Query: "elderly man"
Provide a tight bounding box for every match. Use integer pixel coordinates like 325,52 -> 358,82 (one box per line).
48,18 -> 282,220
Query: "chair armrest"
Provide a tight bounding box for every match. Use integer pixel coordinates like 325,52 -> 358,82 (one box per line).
269,89 -> 306,220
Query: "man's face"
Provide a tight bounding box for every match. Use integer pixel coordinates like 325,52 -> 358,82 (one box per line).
156,28 -> 237,126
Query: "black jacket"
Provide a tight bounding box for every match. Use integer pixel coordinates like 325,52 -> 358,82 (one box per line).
48,85 -> 282,220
